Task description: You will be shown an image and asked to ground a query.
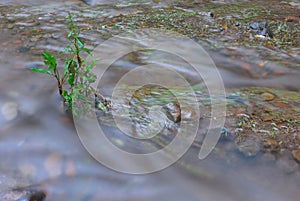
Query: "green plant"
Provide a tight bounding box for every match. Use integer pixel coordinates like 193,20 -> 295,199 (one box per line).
29,13 -> 108,113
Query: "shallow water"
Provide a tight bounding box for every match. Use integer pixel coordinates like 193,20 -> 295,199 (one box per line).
0,0 -> 300,201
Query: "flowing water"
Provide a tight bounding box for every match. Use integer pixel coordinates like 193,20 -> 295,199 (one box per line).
0,0 -> 300,201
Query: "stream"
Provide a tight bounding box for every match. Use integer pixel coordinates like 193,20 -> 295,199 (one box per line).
0,0 -> 300,201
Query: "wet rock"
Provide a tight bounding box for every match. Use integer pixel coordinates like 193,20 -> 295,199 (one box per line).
249,21 -> 274,38
249,22 -> 260,30
261,152 -> 276,162
236,137 -> 261,157
18,47 -> 30,53
28,191 -> 46,201
13,40 -> 22,45
261,92 -> 276,101
277,156 -> 299,174
19,163 -> 36,178
7,24 -> 14,29
2,190 -> 29,201
198,11 -> 214,18
263,140 -> 280,152
30,37 -> 38,42
2,190 -> 46,201
292,149 -> 300,163
163,102 -> 181,123
219,127 -> 235,141
1,101 -> 18,121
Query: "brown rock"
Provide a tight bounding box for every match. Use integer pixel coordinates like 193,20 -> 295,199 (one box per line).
12,40 -> 22,45
286,15 -> 300,22
272,101 -> 292,109
295,134 -> 300,141
236,137 -> 261,157
163,102 -> 181,123
263,140 -> 280,152
262,115 -> 275,121
261,92 -> 276,101
292,149 -> 300,163
7,24 -> 14,29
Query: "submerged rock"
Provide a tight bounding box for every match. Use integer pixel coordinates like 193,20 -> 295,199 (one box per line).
277,157 -> 299,174
236,136 -> 261,157
249,21 -> 274,38
163,102 -> 181,123
261,92 -> 276,101
1,190 -> 46,201
292,149 -> 300,163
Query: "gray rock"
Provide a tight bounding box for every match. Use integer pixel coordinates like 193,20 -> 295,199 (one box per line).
277,157 -> 299,174
236,137 -> 261,157
1,190 -> 45,201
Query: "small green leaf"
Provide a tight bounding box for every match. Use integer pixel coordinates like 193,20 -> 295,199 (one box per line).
68,74 -> 75,85
42,52 -> 52,59
42,52 -> 57,70
62,90 -> 69,97
64,59 -> 72,76
28,68 -> 52,75
77,38 -> 84,48
67,31 -> 73,38
82,47 -> 91,55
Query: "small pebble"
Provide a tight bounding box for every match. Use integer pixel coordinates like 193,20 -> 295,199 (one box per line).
261,92 -> 276,101
7,24 -> 14,29
30,37 -> 38,42
1,101 -> 18,121
18,47 -> 30,53
13,40 -> 22,45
